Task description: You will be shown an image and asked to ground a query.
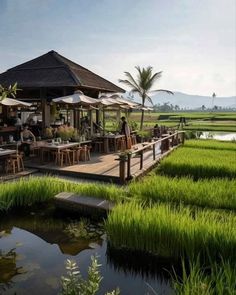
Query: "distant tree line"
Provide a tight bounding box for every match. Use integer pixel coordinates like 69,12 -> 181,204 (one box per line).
152,102 -> 235,112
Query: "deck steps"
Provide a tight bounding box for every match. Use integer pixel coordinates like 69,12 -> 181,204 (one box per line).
54,192 -> 115,216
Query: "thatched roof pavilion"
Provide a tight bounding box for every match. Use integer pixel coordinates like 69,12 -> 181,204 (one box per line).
0,50 -> 124,97
0,50 -> 124,127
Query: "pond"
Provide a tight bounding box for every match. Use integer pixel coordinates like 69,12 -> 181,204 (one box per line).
0,205 -> 174,295
199,132 -> 236,141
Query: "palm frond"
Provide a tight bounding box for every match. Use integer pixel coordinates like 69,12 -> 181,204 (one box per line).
146,95 -> 154,105
119,71 -> 141,92
152,89 -> 174,95
118,79 -> 139,92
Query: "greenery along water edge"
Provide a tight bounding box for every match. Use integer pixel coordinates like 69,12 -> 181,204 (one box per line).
0,176 -> 125,211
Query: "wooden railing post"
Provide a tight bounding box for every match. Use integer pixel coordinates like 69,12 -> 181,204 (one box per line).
153,142 -> 156,160
140,150 -> 144,170
119,156 -> 126,184
127,153 -> 132,180
181,132 -> 185,144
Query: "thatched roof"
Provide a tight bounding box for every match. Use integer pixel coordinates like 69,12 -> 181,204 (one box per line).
0,50 -> 125,93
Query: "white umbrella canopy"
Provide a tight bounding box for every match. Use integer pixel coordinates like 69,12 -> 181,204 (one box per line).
0,97 -> 31,107
53,90 -> 98,105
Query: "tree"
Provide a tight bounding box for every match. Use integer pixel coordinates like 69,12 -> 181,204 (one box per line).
0,83 -> 18,101
119,66 -> 173,130
212,92 -> 216,110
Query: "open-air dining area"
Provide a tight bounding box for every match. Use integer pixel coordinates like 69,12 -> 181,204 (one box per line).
0,51 -> 182,183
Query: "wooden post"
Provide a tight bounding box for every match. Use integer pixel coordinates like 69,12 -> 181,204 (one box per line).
119,157 -> 126,184
127,153 -> 131,179
153,143 -> 156,160
181,132 -> 185,144
41,88 -> 50,129
140,150 -> 143,170
160,140 -> 164,154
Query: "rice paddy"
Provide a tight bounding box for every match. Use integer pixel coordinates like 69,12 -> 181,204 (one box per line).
0,176 -> 124,211
105,202 -> 236,260
157,144 -> 236,180
128,175 -> 236,210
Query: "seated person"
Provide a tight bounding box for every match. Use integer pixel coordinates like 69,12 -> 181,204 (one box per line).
19,124 -> 36,156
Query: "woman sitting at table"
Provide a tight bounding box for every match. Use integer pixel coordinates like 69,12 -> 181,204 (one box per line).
20,124 -> 36,156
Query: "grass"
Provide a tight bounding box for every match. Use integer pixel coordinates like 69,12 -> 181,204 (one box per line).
0,176 -> 124,211
128,174 -> 236,211
184,139 -> 236,151
172,258 -> 236,295
105,202 -> 236,260
158,146 -> 236,180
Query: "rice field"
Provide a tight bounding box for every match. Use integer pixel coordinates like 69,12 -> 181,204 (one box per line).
105,202 -> 236,261
184,139 -> 236,151
128,175 -> 236,210
0,176 -> 124,211
158,145 -> 236,180
172,258 -> 236,295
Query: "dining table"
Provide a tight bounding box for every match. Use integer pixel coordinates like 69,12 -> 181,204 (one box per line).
39,141 -> 92,163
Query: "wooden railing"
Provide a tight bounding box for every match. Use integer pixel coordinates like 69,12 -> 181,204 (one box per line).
118,131 -> 185,183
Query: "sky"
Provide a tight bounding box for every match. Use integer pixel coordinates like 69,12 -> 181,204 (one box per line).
0,0 -> 235,97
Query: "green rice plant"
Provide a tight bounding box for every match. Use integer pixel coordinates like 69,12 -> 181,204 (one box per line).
128,175 -> 236,211
183,125 -> 236,132
105,202 -> 236,260
184,139 -> 236,152
0,176 -> 125,210
172,258 -> 236,295
158,146 -> 236,179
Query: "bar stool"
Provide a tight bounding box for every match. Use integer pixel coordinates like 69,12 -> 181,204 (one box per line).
60,149 -> 75,166
117,138 -> 126,151
71,146 -> 82,164
131,134 -> 137,145
5,153 -> 24,174
80,145 -> 91,161
94,140 -> 104,153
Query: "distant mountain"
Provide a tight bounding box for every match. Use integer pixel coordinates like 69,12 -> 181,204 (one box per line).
147,91 -> 236,109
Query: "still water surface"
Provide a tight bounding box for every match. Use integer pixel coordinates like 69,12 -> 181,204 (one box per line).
0,205 -> 173,295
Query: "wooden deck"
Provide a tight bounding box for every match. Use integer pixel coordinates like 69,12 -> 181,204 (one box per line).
24,141 -> 175,184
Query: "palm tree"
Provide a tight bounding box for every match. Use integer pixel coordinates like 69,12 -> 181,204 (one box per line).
119,66 -> 173,130
0,83 -> 18,101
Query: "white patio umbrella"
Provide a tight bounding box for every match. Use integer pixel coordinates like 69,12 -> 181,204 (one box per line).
53,90 -> 98,106
0,97 -> 32,107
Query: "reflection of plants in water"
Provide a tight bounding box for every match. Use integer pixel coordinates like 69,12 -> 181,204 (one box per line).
64,219 -> 104,240
0,248 -> 25,292
60,256 -> 120,295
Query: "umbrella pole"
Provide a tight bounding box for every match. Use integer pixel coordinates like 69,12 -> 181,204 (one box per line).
102,107 -> 105,136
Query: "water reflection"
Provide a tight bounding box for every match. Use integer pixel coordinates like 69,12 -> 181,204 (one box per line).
0,206 -> 173,295
106,244 -> 179,280
200,132 -> 236,141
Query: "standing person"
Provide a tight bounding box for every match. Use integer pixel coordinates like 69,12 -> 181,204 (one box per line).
120,116 -> 131,149
15,114 -> 22,140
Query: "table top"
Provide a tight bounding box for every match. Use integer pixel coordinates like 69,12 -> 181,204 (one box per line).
102,134 -> 125,139
0,149 -> 16,157
40,141 -> 91,150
